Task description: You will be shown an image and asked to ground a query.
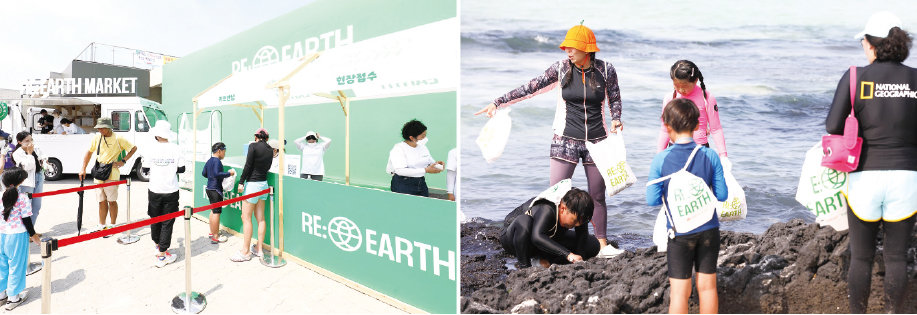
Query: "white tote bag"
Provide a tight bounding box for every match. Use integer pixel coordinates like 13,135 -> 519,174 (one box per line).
476,108 -> 512,163
795,141 -> 848,231
646,146 -> 718,233
585,132 -> 637,196
652,206 -> 669,252
715,157 -> 747,221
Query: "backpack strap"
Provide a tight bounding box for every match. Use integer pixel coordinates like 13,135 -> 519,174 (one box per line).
645,145 -> 703,186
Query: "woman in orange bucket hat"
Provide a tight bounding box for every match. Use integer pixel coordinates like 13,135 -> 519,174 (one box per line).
476,23 -> 623,250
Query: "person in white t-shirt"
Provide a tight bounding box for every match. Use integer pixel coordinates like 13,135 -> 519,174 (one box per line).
294,131 -> 331,181
141,121 -> 184,268
446,148 -> 457,201
55,118 -> 85,135
386,120 -> 443,197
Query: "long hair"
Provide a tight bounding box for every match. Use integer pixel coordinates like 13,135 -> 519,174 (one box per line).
670,60 -> 708,101
12,131 -> 39,170
561,52 -> 600,90
2,168 -> 27,221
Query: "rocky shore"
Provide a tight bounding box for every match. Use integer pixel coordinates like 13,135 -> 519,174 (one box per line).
461,218 -> 917,313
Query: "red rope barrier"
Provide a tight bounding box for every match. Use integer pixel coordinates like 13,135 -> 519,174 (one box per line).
56,188 -> 272,248
192,188 -> 271,214
32,180 -> 128,198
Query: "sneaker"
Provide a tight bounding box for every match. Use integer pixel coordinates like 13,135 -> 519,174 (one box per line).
0,291 -> 8,304
102,225 -> 113,238
5,290 -> 28,310
209,234 -> 228,244
250,244 -> 263,258
230,251 -> 252,262
154,252 -> 177,268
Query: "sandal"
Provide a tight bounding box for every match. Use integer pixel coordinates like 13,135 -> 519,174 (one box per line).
230,251 -> 252,262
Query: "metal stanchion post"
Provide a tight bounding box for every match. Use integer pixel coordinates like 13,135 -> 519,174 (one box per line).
40,238 -> 53,314
171,206 -> 206,313
118,178 -> 140,244
261,187 -> 285,268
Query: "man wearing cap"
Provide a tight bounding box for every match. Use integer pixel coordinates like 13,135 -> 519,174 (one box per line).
141,121 -> 183,267
79,117 -> 137,232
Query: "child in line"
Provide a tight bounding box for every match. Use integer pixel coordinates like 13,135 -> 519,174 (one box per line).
0,168 -> 40,310
647,98 -> 728,314
202,142 -> 235,244
657,60 -> 728,158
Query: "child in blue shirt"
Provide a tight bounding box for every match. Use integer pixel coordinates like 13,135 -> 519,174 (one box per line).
647,98 -> 727,314
201,142 -> 234,244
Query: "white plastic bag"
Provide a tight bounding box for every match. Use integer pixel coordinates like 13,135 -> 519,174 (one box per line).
476,108 -> 512,163
222,172 -> 236,193
584,132 -> 637,196
795,141 -> 848,231
715,157 -> 747,221
652,206 -> 669,252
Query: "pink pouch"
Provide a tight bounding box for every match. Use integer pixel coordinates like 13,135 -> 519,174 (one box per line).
821,66 -> 863,172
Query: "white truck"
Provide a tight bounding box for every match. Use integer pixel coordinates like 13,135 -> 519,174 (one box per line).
0,96 -> 168,181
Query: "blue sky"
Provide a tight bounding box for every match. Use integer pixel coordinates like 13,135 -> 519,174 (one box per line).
0,1 -> 312,89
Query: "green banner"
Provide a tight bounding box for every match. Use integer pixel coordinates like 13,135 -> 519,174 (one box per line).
195,164 -> 458,313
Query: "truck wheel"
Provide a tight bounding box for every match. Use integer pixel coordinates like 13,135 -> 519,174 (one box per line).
44,159 -> 63,181
134,158 -> 151,182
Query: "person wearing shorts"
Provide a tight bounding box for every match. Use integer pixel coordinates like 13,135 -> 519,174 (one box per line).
647,98 -> 727,314
231,128 -> 272,262
826,12 -> 917,313
202,142 -> 234,244
79,117 -> 137,233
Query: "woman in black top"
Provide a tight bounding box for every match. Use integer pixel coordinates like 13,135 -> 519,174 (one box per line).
231,128 -> 274,262
825,12 -> 917,313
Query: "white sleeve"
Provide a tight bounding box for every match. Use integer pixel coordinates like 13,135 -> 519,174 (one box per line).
321,136 -> 332,150
446,148 -> 457,171
293,136 -> 308,151
387,144 -> 425,177
446,170 -> 456,194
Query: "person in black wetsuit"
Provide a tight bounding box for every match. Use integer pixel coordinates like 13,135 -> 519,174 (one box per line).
500,185 -> 600,268
231,128 -> 273,262
826,12 -> 917,313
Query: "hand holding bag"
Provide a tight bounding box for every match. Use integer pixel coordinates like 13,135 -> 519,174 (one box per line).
821,66 -> 863,172
90,135 -> 113,181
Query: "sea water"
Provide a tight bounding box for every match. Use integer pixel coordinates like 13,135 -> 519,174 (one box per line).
460,0 -> 917,248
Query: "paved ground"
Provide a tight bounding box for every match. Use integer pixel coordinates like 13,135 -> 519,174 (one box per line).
12,175 -> 406,314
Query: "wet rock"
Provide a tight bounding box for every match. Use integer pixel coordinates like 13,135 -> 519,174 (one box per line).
462,218 -> 917,313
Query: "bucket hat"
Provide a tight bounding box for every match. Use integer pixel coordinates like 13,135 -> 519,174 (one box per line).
94,117 -> 114,129
559,24 -> 599,52
855,11 -> 902,39
150,120 -> 175,141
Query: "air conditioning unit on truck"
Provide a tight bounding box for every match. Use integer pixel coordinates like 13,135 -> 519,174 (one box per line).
0,96 -> 168,181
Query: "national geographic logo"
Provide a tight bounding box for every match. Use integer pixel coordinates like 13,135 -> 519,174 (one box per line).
860,82 -> 917,99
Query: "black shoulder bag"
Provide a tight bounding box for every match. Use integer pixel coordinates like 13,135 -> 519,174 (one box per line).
90,135 -> 113,181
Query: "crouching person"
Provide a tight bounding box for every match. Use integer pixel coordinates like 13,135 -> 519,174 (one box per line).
500,179 -> 600,268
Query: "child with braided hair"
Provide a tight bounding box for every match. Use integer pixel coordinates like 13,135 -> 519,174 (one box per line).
656,60 -> 728,158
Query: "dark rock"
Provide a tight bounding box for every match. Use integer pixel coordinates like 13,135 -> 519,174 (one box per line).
461,218 -> 917,314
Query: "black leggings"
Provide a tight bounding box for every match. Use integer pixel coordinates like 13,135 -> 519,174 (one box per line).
847,207 -> 916,313
500,215 -> 600,267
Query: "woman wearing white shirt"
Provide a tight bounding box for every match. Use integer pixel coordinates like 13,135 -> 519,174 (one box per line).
11,132 -> 43,224
294,131 -> 331,181
55,118 -> 85,135
386,120 -> 443,197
